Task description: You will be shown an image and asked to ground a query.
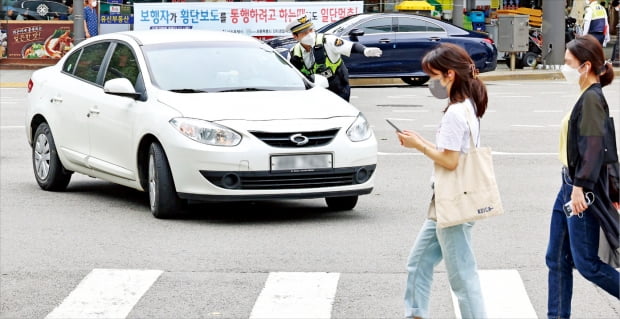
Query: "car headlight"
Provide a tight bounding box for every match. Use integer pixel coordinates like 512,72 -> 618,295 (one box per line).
170,118 -> 241,146
346,113 -> 372,142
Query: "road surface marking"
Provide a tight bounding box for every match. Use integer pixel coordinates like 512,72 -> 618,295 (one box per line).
250,272 -> 340,319
392,109 -> 429,113
45,268 -> 162,319
387,95 -> 419,98
452,269 -> 537,319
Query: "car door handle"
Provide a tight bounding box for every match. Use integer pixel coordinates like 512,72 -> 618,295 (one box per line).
50,97 -> 63,103
87,107 -> 100,117
428,37 -> 441,42
379,38 -> 391,43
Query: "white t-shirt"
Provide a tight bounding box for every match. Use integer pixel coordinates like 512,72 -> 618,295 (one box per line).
435,98 -> 480,153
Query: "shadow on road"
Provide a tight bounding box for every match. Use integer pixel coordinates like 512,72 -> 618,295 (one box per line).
62,180 -> 364,224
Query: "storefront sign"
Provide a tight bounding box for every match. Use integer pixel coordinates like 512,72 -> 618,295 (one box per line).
134,1 -> 363,37
5,21 -> 74,59
101,0 -> 134,25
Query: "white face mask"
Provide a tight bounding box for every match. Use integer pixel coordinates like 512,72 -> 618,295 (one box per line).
615,6 -> 619,11
91,1 -> 97,7
560,63 -> 586,85
300,31 -> 316,46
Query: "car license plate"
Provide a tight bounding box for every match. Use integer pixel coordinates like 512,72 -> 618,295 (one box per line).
271,154 -> 332,172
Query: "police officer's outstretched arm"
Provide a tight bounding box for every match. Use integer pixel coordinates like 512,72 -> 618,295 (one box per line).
323,34 -> 382,58
352,42 -> 383,58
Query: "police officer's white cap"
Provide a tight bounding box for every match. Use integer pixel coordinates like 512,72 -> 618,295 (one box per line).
286,15 -> 314,34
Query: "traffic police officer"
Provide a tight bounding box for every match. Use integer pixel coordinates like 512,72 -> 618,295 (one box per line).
582,0 -> 611,46
285,15 -> 382,102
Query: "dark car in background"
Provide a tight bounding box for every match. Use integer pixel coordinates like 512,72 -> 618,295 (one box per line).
266,13 -> 498,86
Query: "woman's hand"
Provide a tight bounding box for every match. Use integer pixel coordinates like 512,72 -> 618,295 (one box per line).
570,186 -> 588,214
396,130 -> 423,150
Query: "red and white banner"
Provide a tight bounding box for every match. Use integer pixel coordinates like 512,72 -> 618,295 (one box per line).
133,1 -> 363,37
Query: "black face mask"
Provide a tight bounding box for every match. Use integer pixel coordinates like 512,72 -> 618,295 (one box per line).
428,79 -> 448,99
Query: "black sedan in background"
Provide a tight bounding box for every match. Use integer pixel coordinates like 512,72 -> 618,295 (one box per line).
266,13 -> 498,86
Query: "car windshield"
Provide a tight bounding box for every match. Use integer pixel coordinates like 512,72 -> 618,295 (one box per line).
143,42 -> 306,92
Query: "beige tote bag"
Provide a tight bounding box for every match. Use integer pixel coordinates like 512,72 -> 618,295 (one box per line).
433,111 -> 504,228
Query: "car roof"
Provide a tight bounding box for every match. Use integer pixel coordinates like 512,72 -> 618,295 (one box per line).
92,29 -> 261,46
324,12 -> 472,35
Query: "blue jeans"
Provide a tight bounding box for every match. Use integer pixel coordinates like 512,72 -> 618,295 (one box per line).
546,171 -> 620,319
404,219 -> 486,318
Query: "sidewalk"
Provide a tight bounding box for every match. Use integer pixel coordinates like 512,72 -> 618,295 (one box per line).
2,61 -> 620,88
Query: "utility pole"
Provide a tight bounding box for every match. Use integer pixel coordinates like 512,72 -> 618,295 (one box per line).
453,0 -> 464,28
542,0 -> 565,66
73,0 -> 85,44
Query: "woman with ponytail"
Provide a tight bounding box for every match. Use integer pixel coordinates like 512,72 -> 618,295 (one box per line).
546,34 -> 618,319
395,43 -> 488,319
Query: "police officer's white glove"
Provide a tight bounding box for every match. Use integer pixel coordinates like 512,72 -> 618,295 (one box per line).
364,47 -> 382,57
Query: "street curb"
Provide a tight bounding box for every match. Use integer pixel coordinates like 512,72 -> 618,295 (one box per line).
0,82 -> 27,88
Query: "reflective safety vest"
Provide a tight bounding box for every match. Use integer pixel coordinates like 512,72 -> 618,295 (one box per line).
292,33 -> 343,78
586,1 -> 608,33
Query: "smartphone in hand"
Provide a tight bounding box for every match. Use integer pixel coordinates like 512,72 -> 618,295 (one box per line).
385,119 -> 403,133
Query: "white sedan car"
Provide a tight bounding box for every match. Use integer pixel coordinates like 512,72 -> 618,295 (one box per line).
26,30 -> 377,218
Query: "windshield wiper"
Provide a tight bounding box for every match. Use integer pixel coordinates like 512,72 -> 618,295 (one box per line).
215,88 -> 274,93
169,88 -> 208,93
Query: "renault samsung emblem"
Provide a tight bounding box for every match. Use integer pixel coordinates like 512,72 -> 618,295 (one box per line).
290,133 -> 309,146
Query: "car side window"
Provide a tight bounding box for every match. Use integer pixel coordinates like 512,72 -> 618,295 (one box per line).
104,43 -> 140,87
73,42 -> 110,84
397,18 -> 445,33
357,17 -> 393,34
62,50 -> 80,75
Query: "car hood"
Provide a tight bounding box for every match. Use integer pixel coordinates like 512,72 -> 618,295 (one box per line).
155,87 -> 360,121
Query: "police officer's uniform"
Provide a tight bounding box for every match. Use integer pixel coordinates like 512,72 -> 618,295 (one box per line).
285,15 -> 382,102
582,0 -> 611,46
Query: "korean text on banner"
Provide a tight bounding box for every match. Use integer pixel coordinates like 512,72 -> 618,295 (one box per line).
133,1 -> 364,37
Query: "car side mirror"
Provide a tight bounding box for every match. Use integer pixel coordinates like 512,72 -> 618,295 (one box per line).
349,28 -> 365,40
312,74 -> 329,89
104,78 -> 143,100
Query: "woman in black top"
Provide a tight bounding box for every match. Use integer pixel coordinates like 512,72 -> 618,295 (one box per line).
546,34 -> 619,319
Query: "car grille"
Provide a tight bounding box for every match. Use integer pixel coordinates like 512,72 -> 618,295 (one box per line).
249,129 -> 340,148
200,165 -> 375,190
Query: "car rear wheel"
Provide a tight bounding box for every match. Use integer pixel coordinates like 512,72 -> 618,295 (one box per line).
32,122 -> 72,191
325,195 -> 358,211
401,76 -> 429,86
148,142 -> 184,219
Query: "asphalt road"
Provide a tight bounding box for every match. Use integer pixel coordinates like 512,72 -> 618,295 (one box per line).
1,79 -> 619,318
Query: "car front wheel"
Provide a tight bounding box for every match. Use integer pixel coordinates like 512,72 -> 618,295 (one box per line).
32,122 -> 72,191
148,142 -> 184,219
325,195 -> 358,211
401,76 -> 429,86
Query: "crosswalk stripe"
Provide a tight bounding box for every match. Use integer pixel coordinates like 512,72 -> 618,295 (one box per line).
249,272 -> 340,319
452,269 -> 537,319
45,268 -> 163,319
